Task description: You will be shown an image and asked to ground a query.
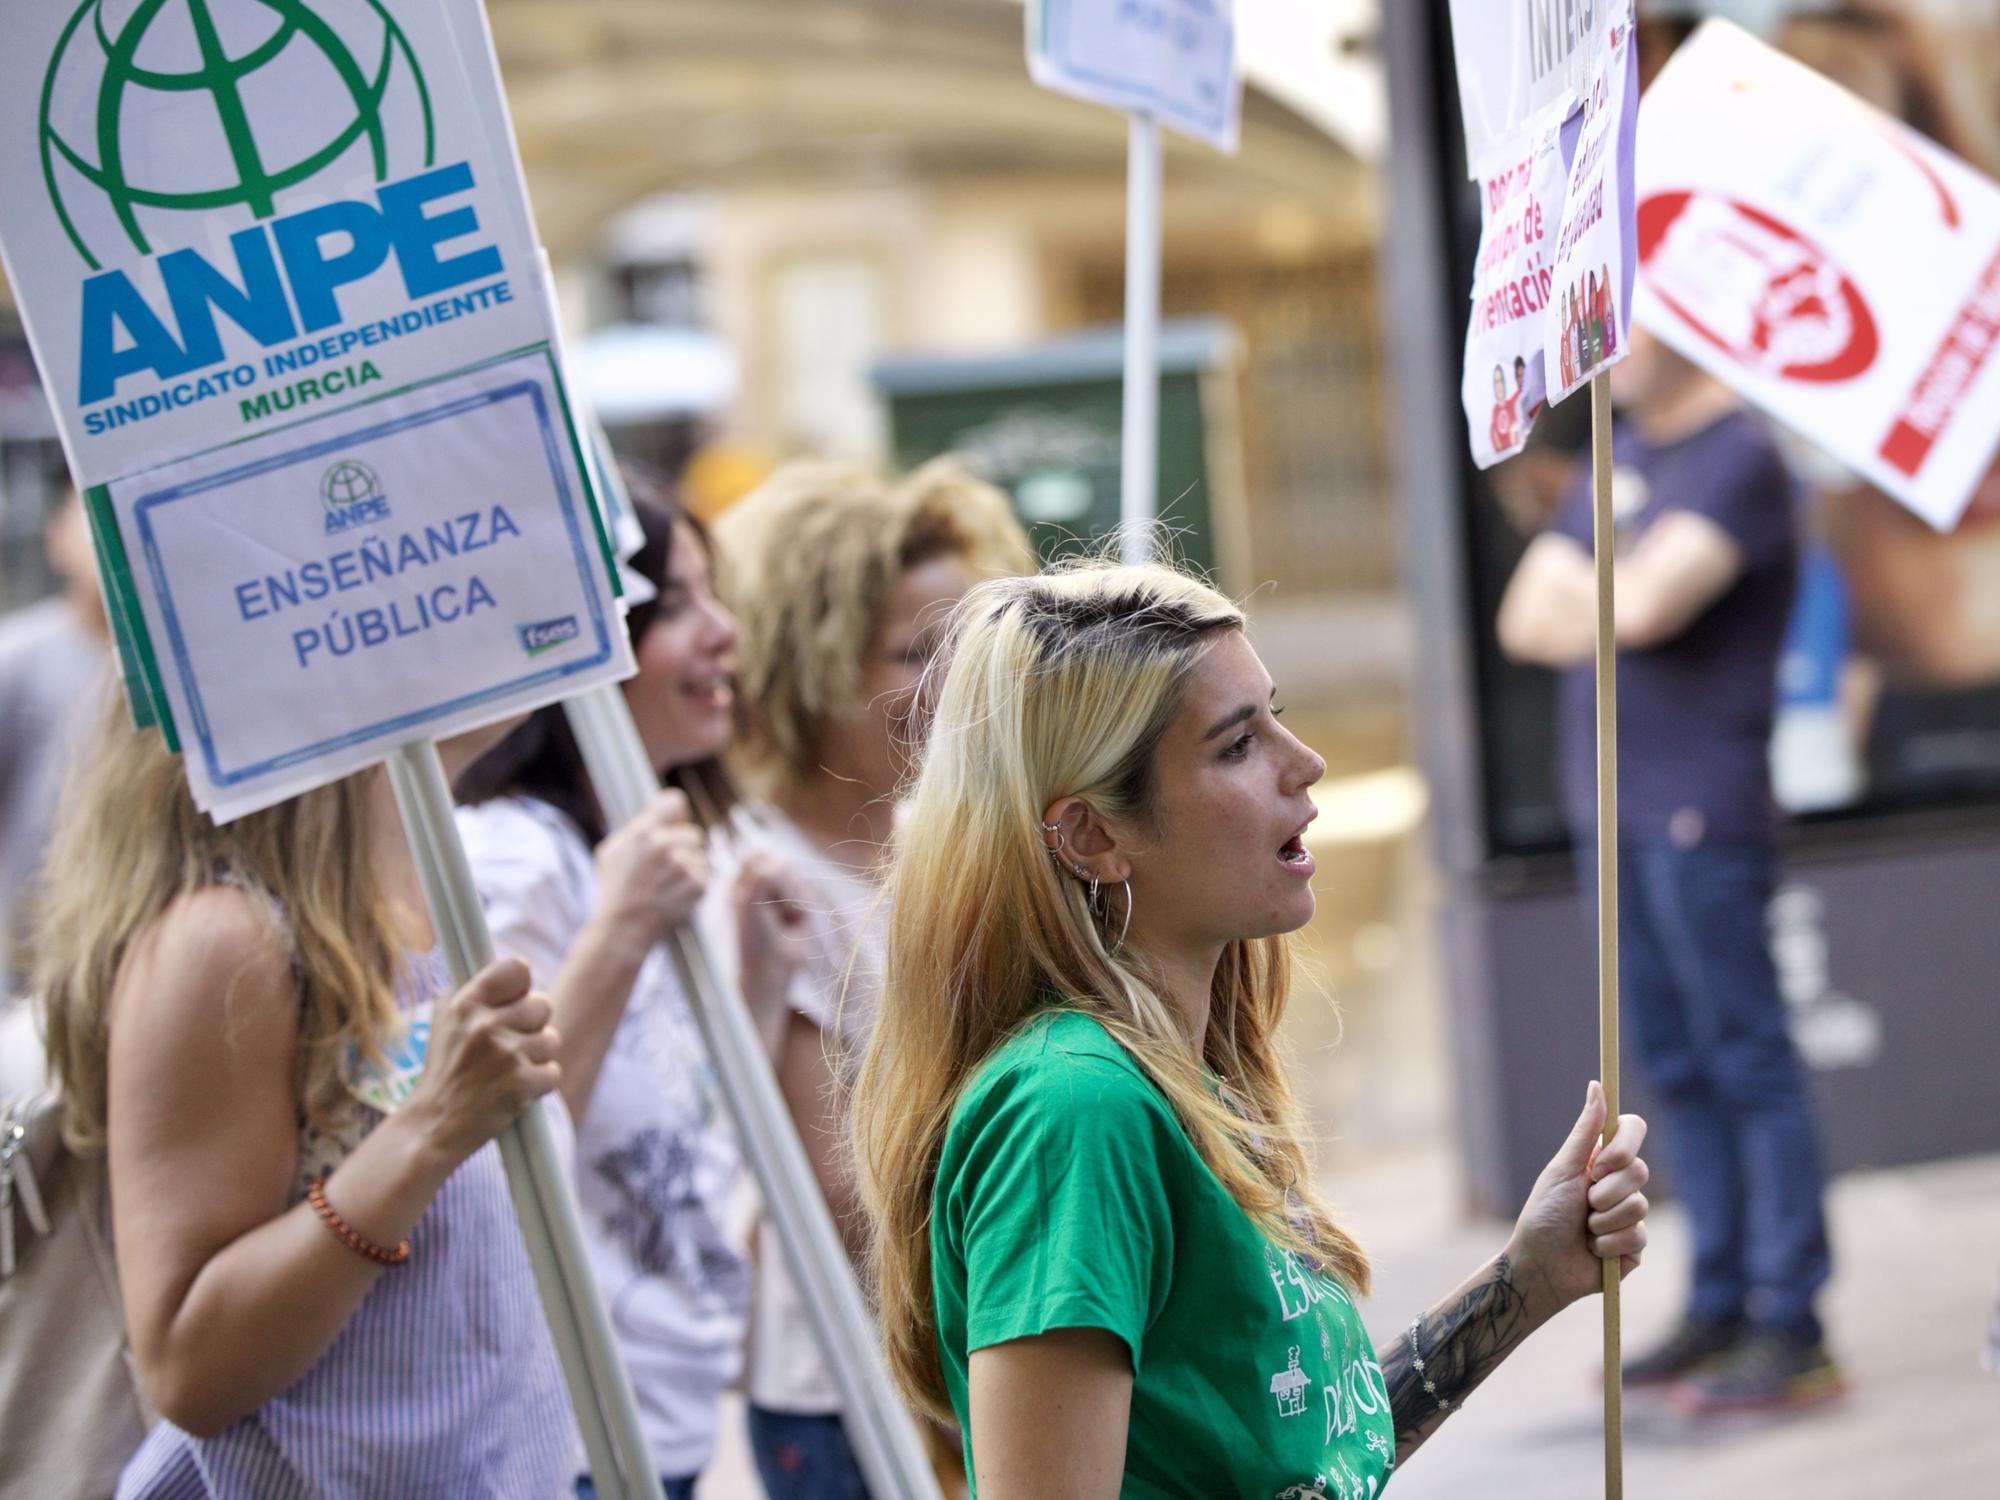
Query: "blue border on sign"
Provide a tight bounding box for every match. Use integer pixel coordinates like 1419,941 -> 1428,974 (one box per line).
132,379 -> 616,790
1043,0 -> 1231,140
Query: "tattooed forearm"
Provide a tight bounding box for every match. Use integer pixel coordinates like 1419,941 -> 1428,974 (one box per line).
1377,1253 -> 1535,1463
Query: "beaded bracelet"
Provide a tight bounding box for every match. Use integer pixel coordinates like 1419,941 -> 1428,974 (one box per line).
1409,1315 -> 1453,1413
306,1178 -> 410,1267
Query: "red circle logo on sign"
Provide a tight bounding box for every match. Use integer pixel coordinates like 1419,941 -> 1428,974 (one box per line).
1637,191 -> 1879,384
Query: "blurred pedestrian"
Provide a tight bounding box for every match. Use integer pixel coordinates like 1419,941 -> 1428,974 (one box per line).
851,560 -> 1652,1493
34,708 -> 576,1496
0,490 -> 109,1002
712,457 -> 1032,1499
1778,3 -> 2000,803
455,474 -> 805,1499
1497,327 -> 1842,1413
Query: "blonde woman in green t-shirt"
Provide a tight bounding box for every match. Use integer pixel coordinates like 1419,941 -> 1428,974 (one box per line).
853,561 -> 1652,1499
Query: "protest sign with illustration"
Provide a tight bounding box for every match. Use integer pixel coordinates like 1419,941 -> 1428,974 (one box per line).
0,0 -> 633,818
1449,0 -> 1637,467
1635,20 -> 2000,531
1462,134 -> 1566,466
1542,17 -> 1637,408
1445,14 -> 1643,1496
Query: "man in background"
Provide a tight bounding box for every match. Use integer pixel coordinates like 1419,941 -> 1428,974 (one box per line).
0,489 -> 109,1006
1497,329 -> 1841,1414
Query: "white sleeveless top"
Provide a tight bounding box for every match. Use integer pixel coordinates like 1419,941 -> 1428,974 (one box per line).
119,912 -> 577,1498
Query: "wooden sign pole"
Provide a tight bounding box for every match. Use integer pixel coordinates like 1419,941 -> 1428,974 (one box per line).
1589,370 -> 1624,1500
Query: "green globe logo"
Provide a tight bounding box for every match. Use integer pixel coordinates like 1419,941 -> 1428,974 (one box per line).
38,0 -> 434,271
319,458 -> 380,513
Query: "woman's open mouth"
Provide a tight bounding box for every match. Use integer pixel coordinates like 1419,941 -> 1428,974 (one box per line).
1277,832 -> 1315,875
683,674 -> 733,712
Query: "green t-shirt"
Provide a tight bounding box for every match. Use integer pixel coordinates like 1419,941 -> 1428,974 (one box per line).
932,1010 -> 1396,1500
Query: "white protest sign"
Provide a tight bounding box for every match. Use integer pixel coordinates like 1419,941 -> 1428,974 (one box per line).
1542,14 -> 1637,407
106,350 -> 628,821
1447,0 -> 1618,179
1636,21 -> 2000,531
1028,0 -> 1240,153
1461,131 -> 1565,467
0,0 -> 639,817
0,0 -> 550,486
1452,1 -> 1637,466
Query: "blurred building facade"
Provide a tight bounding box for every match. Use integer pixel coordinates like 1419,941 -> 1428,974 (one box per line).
486,0 -> 1397,597
0,0 -> 1392,605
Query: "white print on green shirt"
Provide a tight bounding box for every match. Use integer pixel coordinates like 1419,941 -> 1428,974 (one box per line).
1277,1456 -> 1383,1500
1323,1352 -> 1391,1447
1267,1246 -> 1356,1322
1270,1346 -> 1313,1417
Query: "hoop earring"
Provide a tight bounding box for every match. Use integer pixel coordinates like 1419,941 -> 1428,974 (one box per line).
1113,879 -> 1133,954
1088,873 -> 1100,904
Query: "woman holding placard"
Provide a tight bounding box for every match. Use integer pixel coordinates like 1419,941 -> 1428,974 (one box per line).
713,459 -> 1032,1497
455,475 -> 805,1499
35,710 -> 576,1497
852,560 -> 1654,1497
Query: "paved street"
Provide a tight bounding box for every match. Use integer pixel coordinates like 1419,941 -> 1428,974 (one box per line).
1337,1144 -> 2000,1499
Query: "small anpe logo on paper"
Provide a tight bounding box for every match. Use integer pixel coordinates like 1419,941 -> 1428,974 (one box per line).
319,459 -> 389,534
519,616 -> 580,657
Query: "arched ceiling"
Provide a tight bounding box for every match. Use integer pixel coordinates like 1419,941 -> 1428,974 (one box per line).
487,0 -> 1374,259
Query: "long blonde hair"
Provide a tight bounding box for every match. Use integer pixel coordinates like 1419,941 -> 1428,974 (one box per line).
851,561 -> 1370,1420
37,697 -> 410,1152
714,457 -> 1033,798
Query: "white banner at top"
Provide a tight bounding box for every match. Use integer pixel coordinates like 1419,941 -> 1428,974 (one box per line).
1447,0 -> 1621,179
1028,0 -> 1240,154
0,0 -> 552,487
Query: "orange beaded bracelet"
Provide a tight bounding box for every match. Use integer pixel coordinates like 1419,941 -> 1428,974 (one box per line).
306,1178 -> 410,1267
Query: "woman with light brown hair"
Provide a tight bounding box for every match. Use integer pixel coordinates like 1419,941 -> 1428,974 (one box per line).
36,708 -> 574,1497
711,457 -> 1032,1497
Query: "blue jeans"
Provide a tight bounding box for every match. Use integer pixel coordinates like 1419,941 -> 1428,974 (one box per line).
746,1406 -> 872,1500
1613,839 -> 1833,1342
576,1476 -> 695,1500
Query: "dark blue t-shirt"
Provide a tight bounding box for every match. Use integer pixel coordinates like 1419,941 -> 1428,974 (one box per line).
1552,410 -> 1799,846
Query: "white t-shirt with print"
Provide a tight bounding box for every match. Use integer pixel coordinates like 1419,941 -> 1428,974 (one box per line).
458,796 -> 748,1480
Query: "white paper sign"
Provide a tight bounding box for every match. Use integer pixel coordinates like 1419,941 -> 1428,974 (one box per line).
1542,15 -> 1637,406
1447,0 -> 1619,179
1455,4 -> 1637,467
1636,21 -> 2000,531
1028,0 -> 1240,154
0,0 -> 550,486
106,351 -> 632,820
1460,131 -> 1565,468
